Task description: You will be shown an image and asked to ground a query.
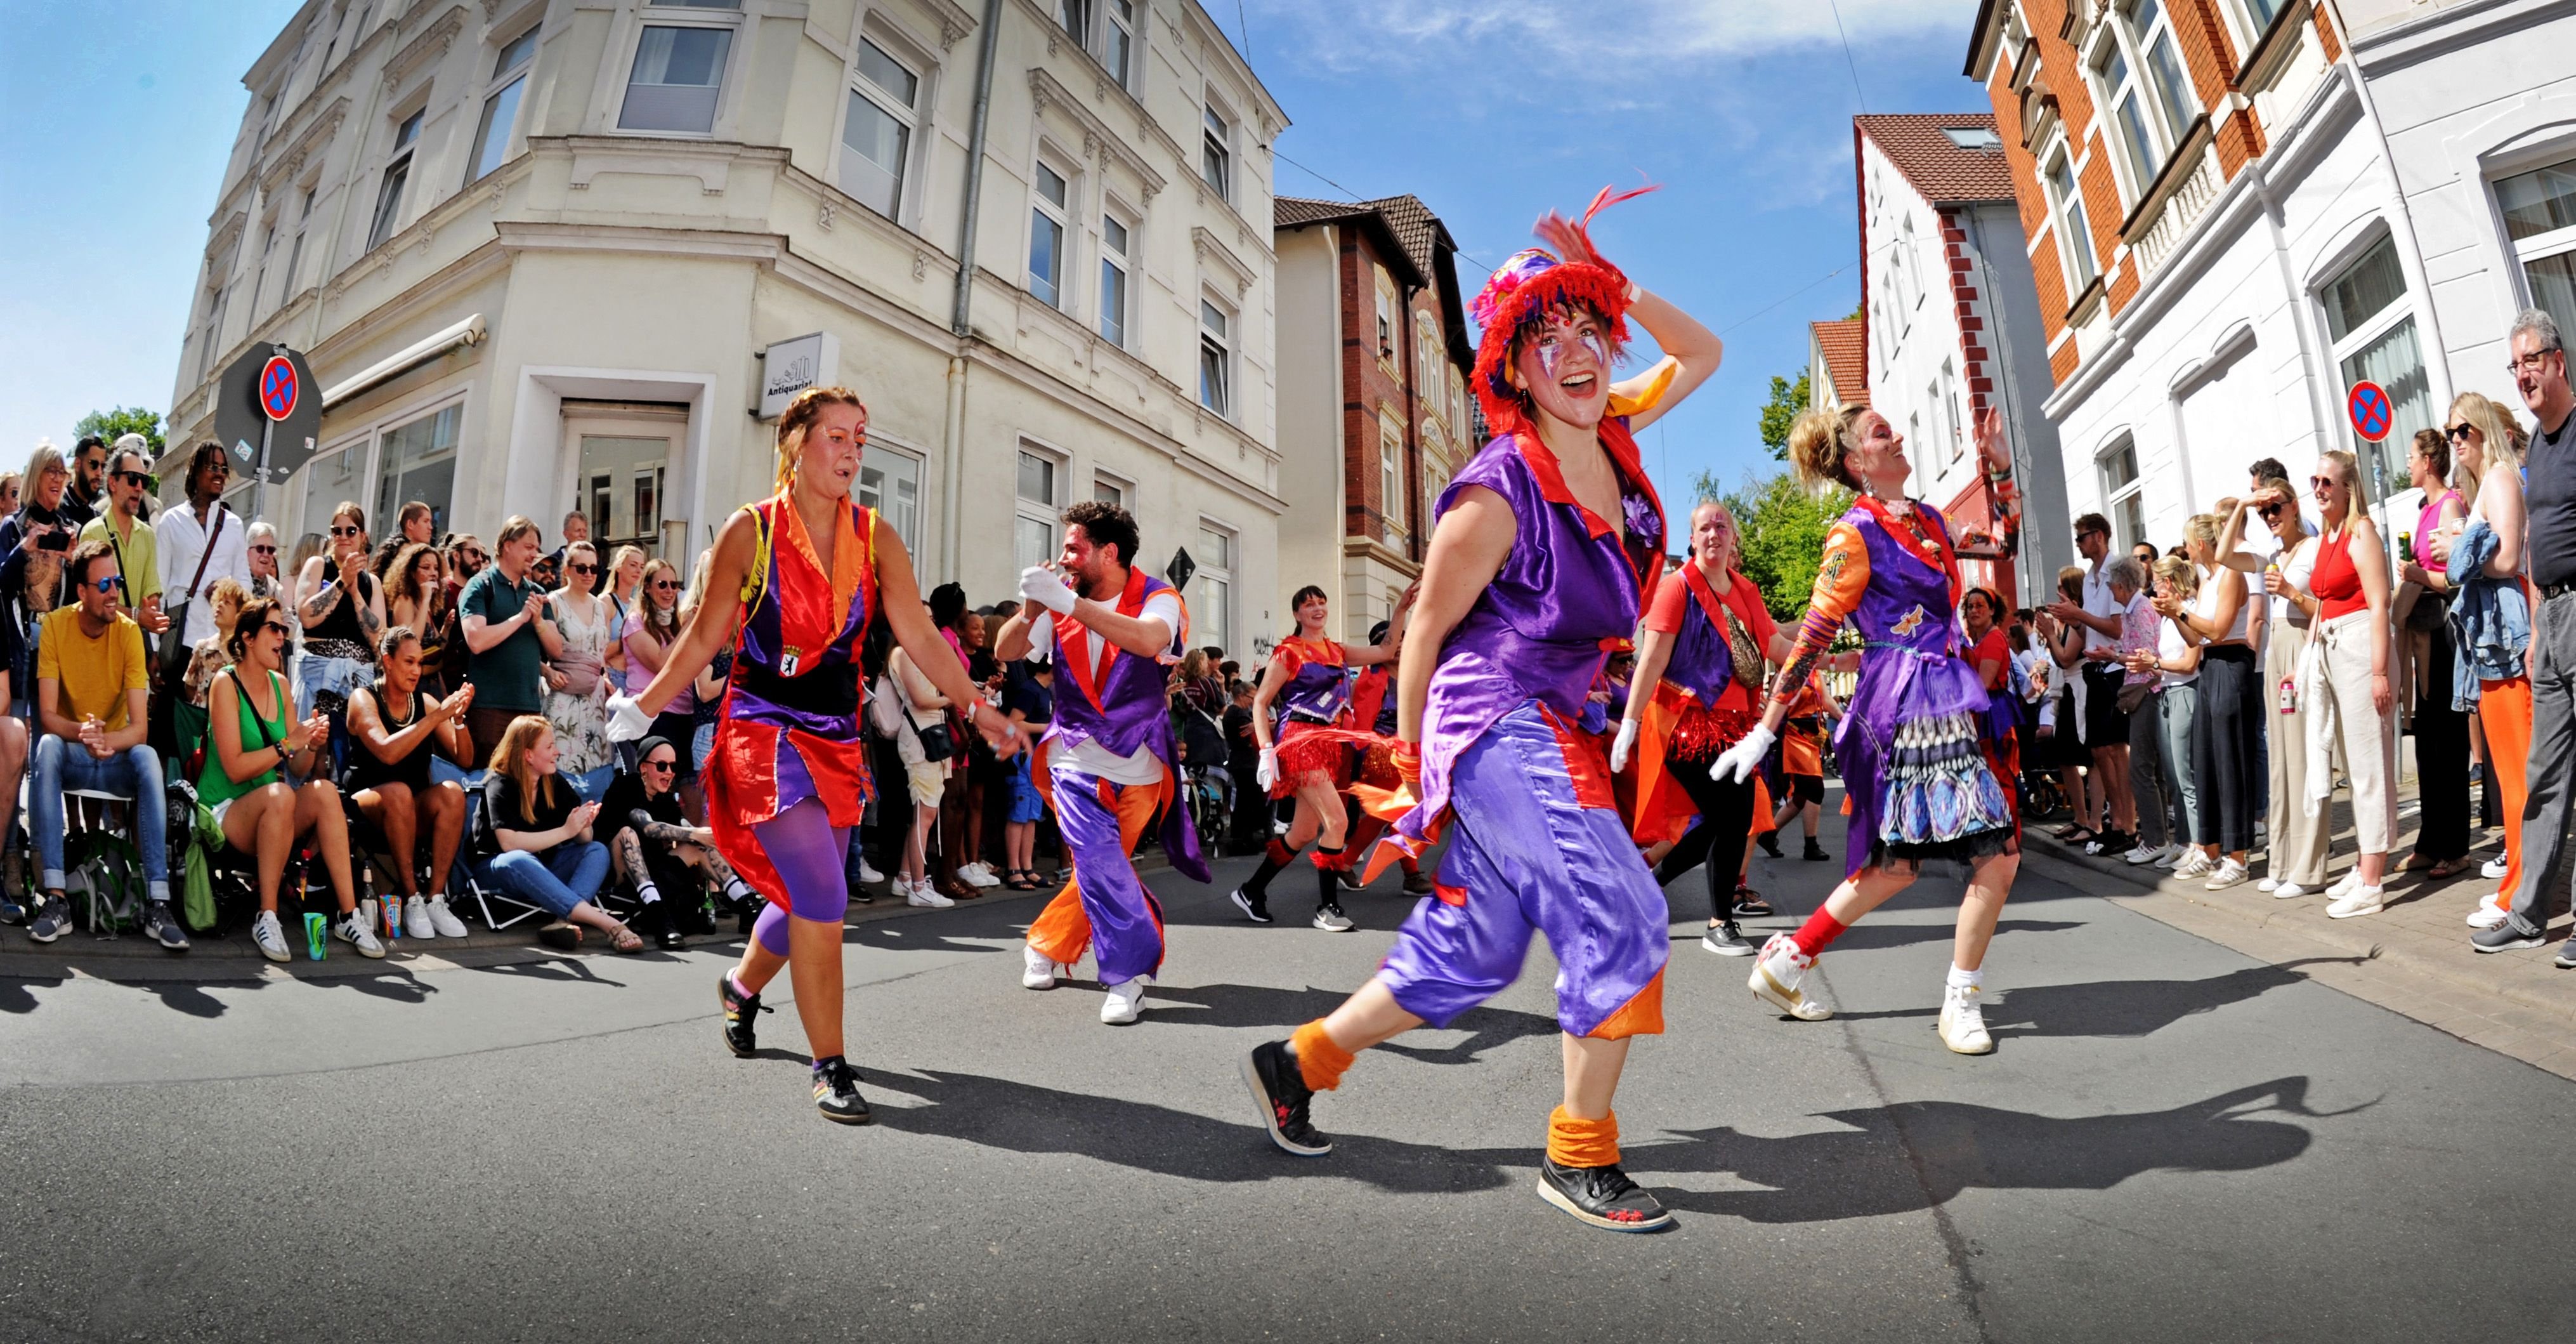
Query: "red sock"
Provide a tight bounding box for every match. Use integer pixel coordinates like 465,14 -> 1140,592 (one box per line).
1265,838 -> 1295,866
1790,909 -> 1847,959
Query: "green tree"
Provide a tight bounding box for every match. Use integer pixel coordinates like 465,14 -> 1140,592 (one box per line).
1691,466 -> 1853,624
73,406 -> 164,455
1756,370 -> 1810,460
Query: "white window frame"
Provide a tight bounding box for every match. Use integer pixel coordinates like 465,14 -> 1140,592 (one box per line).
2317,230 -> 2433,494
839,27 -> 928,223
858,440 -> 924,551
1098,202 -> 1136,346
1102,0 -> 1138,89
466,22 -> 542,186
1194,518 -> 1236,654
2084,24 -> 2164,204
1374,265 -> 1399,367
2494,150 -> 2576,318
1198,295 -> 1235,419
615,4 -> 745,138
195,236 -> 240,385
1014,444 -> 1064,573
1378,410 -> 1407,548
367,107 -> 424,250
2041,137 -> 2098,296
1028,152 -> 1075,308
2116,0 -> 2197,154
1941,360 -> 1965,466
2215,0 -> 2288,58
1201,100 -> 1233,202
251,219 -> 278,320
282,183 -> 317,307
1092,471 -> 1130,508
1899,214 -> 1921,327
2098,437 -> 2147,551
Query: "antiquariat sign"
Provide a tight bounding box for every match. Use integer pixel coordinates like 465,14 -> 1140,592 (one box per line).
758,331 -> 840,419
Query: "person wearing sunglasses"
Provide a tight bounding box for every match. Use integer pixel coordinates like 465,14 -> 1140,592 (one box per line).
536,539 -> 616,789
244,520 -> 285,605
2438,390 -> 2533,930
2394,427 -> 2475,886
22,541 -> 185,951
344,625 -> 474,940
620,557 -> 698,808
75,440 -> 168,637
2301,451 -> 2402,918
600,734 -> 757,951
2214,471 -> 2327,897
607,385 -> 1017,1126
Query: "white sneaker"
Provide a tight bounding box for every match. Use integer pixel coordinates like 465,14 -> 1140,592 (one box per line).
2326,885 -> 2387,919
252,910 -> 292,963
2481,855 -> 2511,880
335,911 -> 388,958
2171,851 -> 2213,878
402,895 -> 435,940
1748,934 -> 1832,1021
906,878 -> 954,909
2325,869 -> 2362,899
426,894 -> 469,938
2123,843 -> 2165,866
1021,943 -> 1057,990
2469,895 -> 2512,929
1937,984 -> 1994,1055
2257,876 -> 2280,892
2271,881 -> 2307,900
858,859 -> 886,885
958,862 -> 1002,889
2205,859 -> 2249,891
1101,973 -> 1149,1025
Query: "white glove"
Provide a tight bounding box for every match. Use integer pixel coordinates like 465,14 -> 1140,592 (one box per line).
1710,723 -> 1777,785
1019,565 -> 1076,616
1609,717 -> 1639,774
605,693 -> 653,744
1256,746 -> 1278,792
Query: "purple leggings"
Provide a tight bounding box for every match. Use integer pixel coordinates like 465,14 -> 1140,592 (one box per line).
747,799 -> 854,955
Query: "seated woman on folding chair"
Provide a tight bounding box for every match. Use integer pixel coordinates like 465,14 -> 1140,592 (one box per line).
345,625 -> 474,942
474,714 -> 636,953
202,596 -> 384,963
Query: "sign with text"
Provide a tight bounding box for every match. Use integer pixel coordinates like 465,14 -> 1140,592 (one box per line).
758,331 -> 840,419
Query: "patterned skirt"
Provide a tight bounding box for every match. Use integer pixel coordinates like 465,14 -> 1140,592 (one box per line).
1878,709 -> 2017,862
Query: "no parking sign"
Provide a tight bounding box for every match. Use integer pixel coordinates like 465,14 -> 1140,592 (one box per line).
2348,381 -> 2393,442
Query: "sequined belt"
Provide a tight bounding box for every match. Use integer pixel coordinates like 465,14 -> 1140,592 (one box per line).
304,638 -> 370,662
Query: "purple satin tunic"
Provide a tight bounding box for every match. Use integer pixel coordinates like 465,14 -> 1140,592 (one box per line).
1043,570 -> 1208,883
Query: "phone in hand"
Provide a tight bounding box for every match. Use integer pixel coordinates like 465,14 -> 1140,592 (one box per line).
37,528 -> 69,551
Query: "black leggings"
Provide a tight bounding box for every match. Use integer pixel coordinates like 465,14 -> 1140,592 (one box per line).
1650,745 -> 1758,923
2192,644 -> 2259,852
2415,621 -> 2471,861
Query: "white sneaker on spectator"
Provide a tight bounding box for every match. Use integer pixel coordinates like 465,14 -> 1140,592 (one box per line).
906,878 -> 954,909
252,910 -> 292,963
2468,893 -> 2511,928
2257,876 -> 2280,892
2171,850 -> 2213,879
2123,843 -> 2166,866
402,896 -> 435,940
2271,881 -> 2307,900
2204,859 -> 2249,891
335,911 -> 388,958
2325,869 -> 2362,899
1101,974 -> 1149,1025
426,895 -> 469,938
858,858 -> 886,885
2481,855 -> 2511,881
2155,847 -> 2185,869
2326,885 -> 2387,919
1021,943 -> 1057,990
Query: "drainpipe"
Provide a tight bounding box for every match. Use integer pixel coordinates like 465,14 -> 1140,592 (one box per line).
939,0 -> 1005,583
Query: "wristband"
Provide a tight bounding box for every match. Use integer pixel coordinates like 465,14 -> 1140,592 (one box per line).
1390,739 -> 1421,786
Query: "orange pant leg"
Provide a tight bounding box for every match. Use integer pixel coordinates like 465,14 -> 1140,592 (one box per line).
1026,777 -> 1164,966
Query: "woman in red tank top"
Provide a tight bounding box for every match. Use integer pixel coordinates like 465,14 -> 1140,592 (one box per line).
2301,451 -> 2399,915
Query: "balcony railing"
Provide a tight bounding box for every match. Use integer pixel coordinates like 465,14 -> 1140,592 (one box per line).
2124,121 -> 2222,282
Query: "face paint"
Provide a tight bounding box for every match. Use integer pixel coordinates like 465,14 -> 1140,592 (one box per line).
1581,331 -> 1607,368
1537,336 -> 1564,379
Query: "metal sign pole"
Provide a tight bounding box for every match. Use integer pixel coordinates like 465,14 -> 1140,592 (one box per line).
253,418 -> 273,529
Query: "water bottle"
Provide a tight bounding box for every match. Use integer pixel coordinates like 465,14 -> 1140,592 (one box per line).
2277,675 -> 2298,716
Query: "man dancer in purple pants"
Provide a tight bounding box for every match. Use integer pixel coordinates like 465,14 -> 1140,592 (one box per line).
991,501 -> 1207,1025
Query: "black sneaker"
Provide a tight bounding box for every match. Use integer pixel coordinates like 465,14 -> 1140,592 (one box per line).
1802,839 -> 1830,862
2084,831 -> 2133,857
27,895 -> 69,944
0,886 -> 23,925
1337,868 -> 1366,892
1756,832 -> 1782,859
139,900 -> 190,953
1230,886 -> 1272,924
2473,921 -> 2546,954
1699,921 -> 1753,956
1401,869 -> 1434,896
1241,1039 -> 1331,1156
719,972 -> 771,1058
812,1058 -> 873,1125
1731,886 -> 1774,918
1536,1157 -> 1675,1232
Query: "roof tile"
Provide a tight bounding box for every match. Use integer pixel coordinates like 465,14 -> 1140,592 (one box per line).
1855,113 -> 2013,204
1812,318 -> 1869,408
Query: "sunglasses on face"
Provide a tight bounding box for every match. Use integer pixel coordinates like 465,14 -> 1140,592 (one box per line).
112,471 -> 149,489
2311,477 -> 2338,491
569,563 -> 597,575
249,544 -> 277,555
641,757 -> 676,772
651,579 -> 677,591
2258,503 -> 2285,519
2447,423 -> 2475,442
262,621 -> 291,637
92,575 -> 124,593
330,525 -> 362,537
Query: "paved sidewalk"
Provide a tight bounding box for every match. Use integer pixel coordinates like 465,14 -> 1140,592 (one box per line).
2025,769 -> 2576,1080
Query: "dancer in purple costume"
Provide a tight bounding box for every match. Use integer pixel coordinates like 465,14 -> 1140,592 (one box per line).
1238,188 -> 1725,1234
1712,404 -> 2026,1055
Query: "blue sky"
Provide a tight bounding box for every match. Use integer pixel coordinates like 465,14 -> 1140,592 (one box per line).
1,0 -> 1991,507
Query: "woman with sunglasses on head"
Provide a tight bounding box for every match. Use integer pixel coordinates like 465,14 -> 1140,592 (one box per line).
2431,392 -> 2532,930
2217,471 -> 2327,896
385,543 -> 450,699
2297,452 -> 2402,916
608,385 -> 1016,1126
536,539 -> 616,791
345,625 -> 474,940
206,596 -> 384,963
2391,427 -> 2476,885
292,503 -> 387,771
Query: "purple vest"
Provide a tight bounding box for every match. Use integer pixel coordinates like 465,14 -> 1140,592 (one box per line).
1276,649 -> 1351,724
1662,567 -> 1740,706
1401,430 -> 1664,841
1833,502 -> 1996,868
1042,568 -> 1210,882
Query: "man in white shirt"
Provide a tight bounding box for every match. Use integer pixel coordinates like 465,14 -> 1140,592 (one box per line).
992,501 -> 1195,1025
2045,512 -> 2138,848
154,442 -> 252,649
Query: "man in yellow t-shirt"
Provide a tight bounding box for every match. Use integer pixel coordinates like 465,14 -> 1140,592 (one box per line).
25,540 -> 176,951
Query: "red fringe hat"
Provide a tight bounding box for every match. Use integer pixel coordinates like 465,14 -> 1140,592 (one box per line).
1468,185 -> 1656,440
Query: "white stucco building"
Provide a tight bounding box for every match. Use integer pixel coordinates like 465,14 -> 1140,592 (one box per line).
165,0 -> 1286,647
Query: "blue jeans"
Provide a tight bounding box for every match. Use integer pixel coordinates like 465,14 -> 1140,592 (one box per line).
476,842 -> 609,918
32,735 -> 168,899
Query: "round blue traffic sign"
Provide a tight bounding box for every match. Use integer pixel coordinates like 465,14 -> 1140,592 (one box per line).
2348,380 -> 2392,442
259,354 -> 299,422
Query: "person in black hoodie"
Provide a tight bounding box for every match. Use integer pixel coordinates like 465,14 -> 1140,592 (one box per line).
599,735 -> 757,949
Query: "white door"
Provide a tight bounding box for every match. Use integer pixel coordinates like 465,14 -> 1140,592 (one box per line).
560,405 -> 687,563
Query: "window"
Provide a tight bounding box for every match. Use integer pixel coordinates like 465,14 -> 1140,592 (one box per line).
1201,105 -> 1231,200
840,37 -> 920,217
1015,449 -> 1060,572
467,25 -> 540,184
300,440 -> 370,544
1093,475 -> 1126,508
1104,0 -> 1136,86
2233,0 -> 2285,37
1941,361 -> 1965,465
1059,0 -> 1091,41
858,447 -> 920,551
2044,147 -> 2097,293
2322,234 -> 2432,497
1029,162 -> 1069,306
619,25 -> 733,134
1198,300 -> 1232,417
282,187 -> 315,304
2092,37 -> 2159,192
1375,268 -> 1398,363
1099,213 -> 1131,345
373,402 -> 461,537
1379,418 -> 1405,546
367,110 -> 422,249
2122,0 -> 2196,148
2496,154 -> 2576,329
252,223 -> 277,319
650,0 -> 740,6
1942,126 -> 2001,151
195,239 -> 238,384
1195,524 -> 1233,652
2099,439 -> 2145,550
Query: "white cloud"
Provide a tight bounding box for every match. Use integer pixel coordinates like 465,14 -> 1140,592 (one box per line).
1249,0 -> 1981,72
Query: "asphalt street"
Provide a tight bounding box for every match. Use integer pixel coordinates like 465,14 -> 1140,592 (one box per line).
5,820 -> 2574,1343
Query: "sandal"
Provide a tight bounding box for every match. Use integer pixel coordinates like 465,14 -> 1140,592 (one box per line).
609,924 -> 644,954
2426,857 -> 2473,880
1005,869 -> 1039,890
939,879 -> 979,902
2401,853 -> 2437,873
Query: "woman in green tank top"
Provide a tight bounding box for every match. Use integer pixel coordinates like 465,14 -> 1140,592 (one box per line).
202,595 -> 380,963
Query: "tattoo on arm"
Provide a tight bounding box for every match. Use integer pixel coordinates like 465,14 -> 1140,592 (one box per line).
1770,647 -> 1825,705
639,819 -> 695,845
613,829 -> 652,888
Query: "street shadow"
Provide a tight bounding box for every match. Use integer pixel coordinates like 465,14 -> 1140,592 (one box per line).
311,967 -> 440,1004
466,956 -> 624,987
1669,918 -> 2084,951
1834,957 -> 2368,1039
1144,982 -> 1559,1064
0,967 -> 68,1013
861,1068 -> 2357,1216
846,918 -> 1009,956
1654,1076 -> 2369,1222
